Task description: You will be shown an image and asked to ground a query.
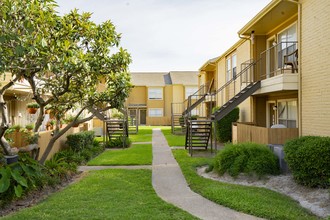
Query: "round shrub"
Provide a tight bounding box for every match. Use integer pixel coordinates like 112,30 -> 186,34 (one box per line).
214,142 -> 280,178
284,136 -> 330,188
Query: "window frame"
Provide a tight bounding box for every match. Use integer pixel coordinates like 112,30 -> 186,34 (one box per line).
277,99 -> 298,128
226,53 -> 237,82
148,87 -> 163,100
148,108 -> 163,117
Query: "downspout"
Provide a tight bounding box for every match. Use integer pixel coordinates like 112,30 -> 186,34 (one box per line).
239,33 -> 255,125
284,0 -> 302,136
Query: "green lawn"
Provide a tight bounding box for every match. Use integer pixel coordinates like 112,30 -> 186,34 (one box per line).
87,144 -> 152,166
172,149 -> 318,220
161,127 -> 185,147
2,169 -> 197,220
129,126 -> 153,143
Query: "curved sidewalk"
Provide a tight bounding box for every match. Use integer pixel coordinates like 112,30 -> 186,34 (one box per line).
152,128 -> 262,220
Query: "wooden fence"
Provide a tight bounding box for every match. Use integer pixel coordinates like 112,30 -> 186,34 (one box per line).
233,123 -> 298,145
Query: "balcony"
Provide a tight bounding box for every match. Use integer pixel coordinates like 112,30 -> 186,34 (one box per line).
255,41 -> 298,94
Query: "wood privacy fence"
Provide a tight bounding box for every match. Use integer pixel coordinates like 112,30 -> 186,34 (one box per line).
233,123 -> 298,145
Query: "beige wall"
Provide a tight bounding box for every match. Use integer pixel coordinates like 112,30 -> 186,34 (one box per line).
127,86 -> 147,105
146,116 -> 171,126
300,0 -> 330,136
214,40 -> 253,122
164,85 -> 173,117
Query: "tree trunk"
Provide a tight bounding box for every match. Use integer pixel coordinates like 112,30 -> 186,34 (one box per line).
34,106 -> 45,132
0,94 -> 15,155
39,122 -> 72,164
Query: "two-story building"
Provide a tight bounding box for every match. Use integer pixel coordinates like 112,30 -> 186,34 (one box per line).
195,0 -> 330,145
126,71 -> 198,126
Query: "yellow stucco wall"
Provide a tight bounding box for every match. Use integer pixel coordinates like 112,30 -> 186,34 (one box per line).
300,0 -> 330,136
127,86 -> 147,105
164,85 -> 173,117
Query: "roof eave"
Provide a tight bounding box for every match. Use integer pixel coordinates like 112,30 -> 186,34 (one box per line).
238,0 -> 282,36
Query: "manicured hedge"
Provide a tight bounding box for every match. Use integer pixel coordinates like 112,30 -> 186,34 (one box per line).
284,136 -> 330,188
66,131 -> 95,151
213,107 -> 239,142
214,142 -> 280,178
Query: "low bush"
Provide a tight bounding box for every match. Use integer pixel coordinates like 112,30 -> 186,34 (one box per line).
284,136 -> 330,188
66,131 -> 95,151
214,142 -> 280,178
0,154 -> 46,206
106,137 -> 131,148
213,107 -> 239,142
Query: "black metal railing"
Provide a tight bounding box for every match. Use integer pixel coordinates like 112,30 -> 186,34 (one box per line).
259,41 -> 298,80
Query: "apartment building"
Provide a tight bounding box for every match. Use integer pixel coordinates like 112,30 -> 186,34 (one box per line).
126,71 -> 198,126
194,0 -> 330,145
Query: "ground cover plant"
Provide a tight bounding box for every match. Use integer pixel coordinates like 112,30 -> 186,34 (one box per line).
214,142 -> 280,178
172,149 -> 317,220
1,169 -> 198,220
0,131 -> 104,210
284,136 -> 330,188
161,127 -> 185,147
87,144 -> 152,166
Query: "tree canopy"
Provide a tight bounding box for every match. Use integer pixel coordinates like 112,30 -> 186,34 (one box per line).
0,0 -> 132,162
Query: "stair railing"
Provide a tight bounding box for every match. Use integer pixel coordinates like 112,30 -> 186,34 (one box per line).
210,59 -> 260,114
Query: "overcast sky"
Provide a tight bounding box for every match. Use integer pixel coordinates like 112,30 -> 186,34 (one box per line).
55,0 -> 271,72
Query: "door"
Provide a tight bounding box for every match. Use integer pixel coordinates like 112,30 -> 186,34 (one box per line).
139,109 -> 146,125
266,101 -> 276,128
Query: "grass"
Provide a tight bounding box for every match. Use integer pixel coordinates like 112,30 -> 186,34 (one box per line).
94,136 -> 105,142
161,127 -> 185,147
87,144 -> 152,166
172,149 -> 318,220
129,126 -> 153,143
2,169 -> 197,220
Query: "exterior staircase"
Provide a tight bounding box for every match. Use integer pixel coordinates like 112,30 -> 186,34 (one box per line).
185,119 -> 212,150
182,94 -> 207,117
211,81 -> 261,121
105,119 -> 128,141
184,59 -> 261,153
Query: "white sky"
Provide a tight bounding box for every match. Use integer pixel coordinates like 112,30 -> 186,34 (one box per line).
55,0 -> 271,72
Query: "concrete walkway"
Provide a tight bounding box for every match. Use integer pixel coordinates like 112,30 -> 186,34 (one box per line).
152,128 -> 261,220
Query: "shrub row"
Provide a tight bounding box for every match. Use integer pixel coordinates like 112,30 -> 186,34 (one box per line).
284,136 -> 330,188
214,142 -> 280,178
66,131 -> 95,151
213,107 -> 239,143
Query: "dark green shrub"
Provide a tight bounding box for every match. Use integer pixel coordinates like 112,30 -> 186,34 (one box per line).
45,154 -> 71,180
66,131 -> 95,151
106,137 -> 131,148
214,142 -> 280,178
0,154 -> 45,205
213,107 -> 239,142
284,136 -> 330,188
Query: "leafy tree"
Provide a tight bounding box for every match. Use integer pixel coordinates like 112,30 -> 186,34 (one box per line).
0,0 -> 132,163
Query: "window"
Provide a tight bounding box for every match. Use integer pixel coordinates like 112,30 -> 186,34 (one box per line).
226,53 -> 237,82
277,24 -> 297,68
277,100 -> 297,128
185,86 -> 198,99
149,108 -> 163,117
148,87 -> 163,100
